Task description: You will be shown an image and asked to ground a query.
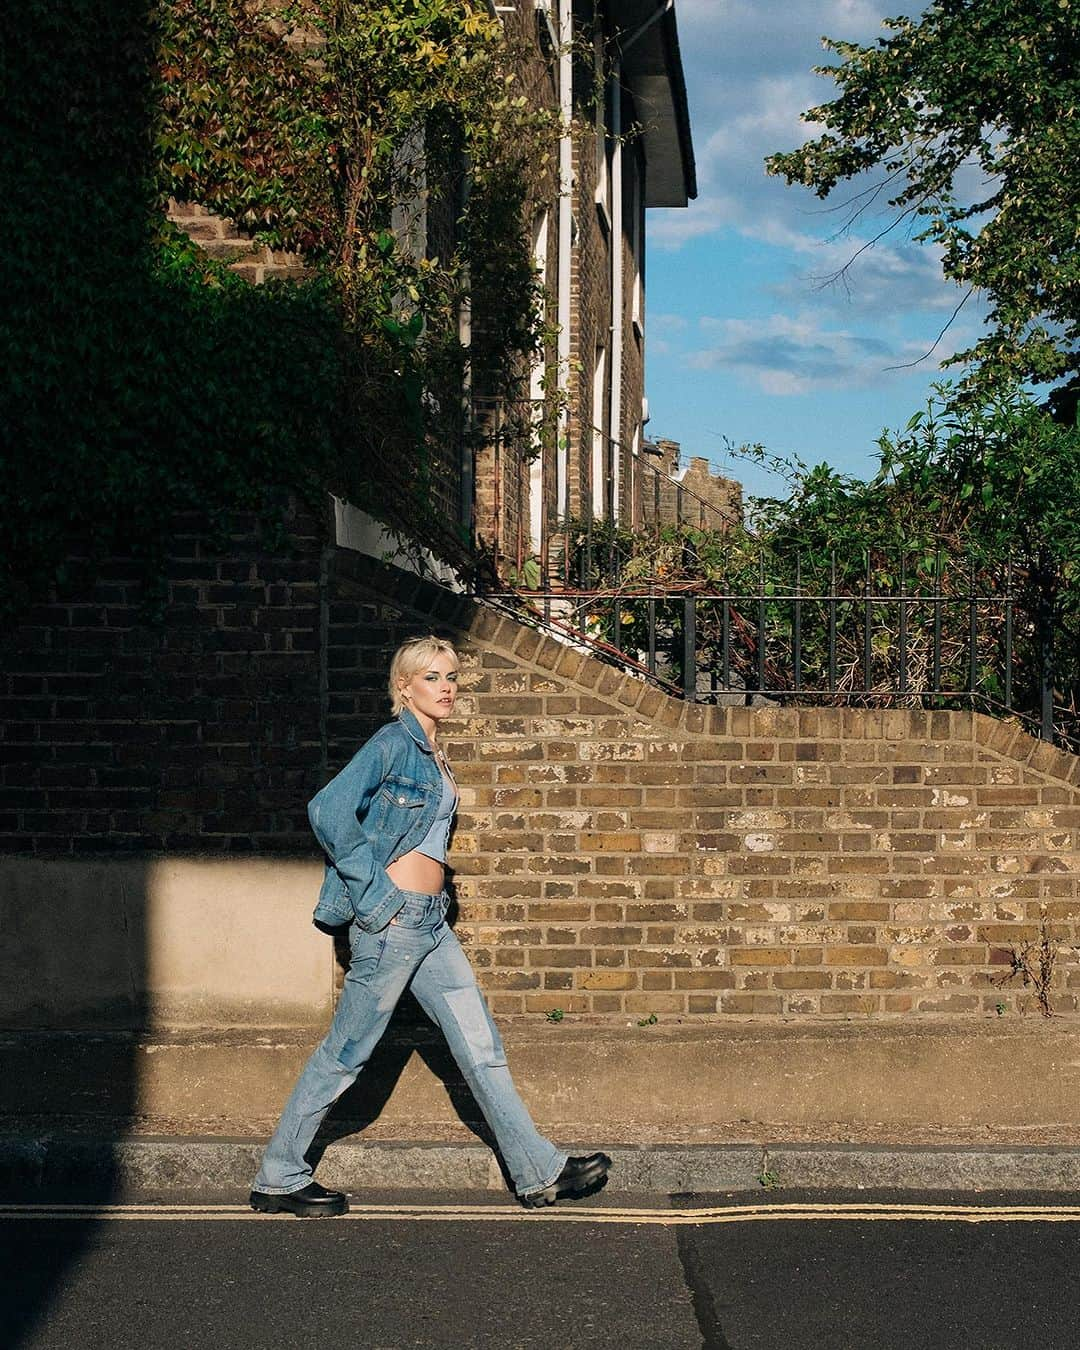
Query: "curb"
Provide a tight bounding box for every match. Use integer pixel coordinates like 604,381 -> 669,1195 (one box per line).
6,1138 -> 1080,1197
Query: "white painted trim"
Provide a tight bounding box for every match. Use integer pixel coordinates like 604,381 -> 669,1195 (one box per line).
333,501 -> 465,592
556,0 -> 572,518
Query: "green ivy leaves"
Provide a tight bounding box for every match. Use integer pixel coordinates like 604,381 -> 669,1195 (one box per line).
2,0 -> 558,619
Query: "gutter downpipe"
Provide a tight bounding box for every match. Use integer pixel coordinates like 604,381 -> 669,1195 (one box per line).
557,0 -> 573,525
608,0 -> 673,526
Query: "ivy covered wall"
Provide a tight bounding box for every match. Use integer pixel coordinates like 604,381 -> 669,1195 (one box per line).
1,0 -> 557,623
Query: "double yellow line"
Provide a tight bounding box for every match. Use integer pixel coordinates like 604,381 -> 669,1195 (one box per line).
4,1202 -> 1080,1225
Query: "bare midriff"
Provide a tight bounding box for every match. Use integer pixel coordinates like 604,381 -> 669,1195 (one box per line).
386,850 -> 445,897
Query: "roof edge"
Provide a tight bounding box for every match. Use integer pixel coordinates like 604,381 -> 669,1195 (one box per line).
617,1 -> 697,206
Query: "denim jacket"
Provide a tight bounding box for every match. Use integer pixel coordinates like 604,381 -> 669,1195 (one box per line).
309,707 -> 446,932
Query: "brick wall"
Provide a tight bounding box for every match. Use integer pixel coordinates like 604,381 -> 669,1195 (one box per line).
167,200 -> 307,286
679,456 -> 742,523
329,553 -> 1080,1020
639,439 -> 743,529
6,536 -> 1079,1020
1,503 -> 325,856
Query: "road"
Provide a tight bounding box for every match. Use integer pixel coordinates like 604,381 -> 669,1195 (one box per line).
3,1190 -> 1080,1349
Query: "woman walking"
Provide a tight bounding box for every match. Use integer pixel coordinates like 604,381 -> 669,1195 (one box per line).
250,634 -> 611,1215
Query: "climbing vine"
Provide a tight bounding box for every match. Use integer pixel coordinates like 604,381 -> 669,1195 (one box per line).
0,0 -> 560,620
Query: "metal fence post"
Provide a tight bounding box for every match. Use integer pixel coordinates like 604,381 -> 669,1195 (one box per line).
828,551 -> 837,692
898,550 -> 908,695
863,551 -> 872,694
1003,558 -> 1013,713
1038,577 -> 1055,742
756,546 -> 766,694
683,597 -> 696,700
967,555 -> 978,697
793,553 -> 802,694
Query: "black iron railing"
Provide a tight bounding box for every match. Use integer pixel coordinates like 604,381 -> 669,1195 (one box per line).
481,569 -> 1073,748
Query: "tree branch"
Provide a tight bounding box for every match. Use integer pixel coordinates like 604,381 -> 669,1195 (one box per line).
883,288 -> 974,371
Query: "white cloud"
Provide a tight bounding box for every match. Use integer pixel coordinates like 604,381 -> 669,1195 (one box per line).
648,194 -> 741,247
648,311 -> 691,355
763,226 -> 968,317
651,312 -> 690,331
685,310 -> 948,394
654,0 -> 951,321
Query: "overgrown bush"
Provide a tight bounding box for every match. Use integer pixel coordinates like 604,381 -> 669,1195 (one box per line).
0,0 -> 556,621
556,387 -> 1080,742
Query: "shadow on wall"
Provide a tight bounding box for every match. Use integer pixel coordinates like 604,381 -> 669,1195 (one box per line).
0,858 -> 148,1348
0,863 -> 502,1347
0,854 -> 333,1347
1,563 -> 483,1339
0,0 -> 354,634
0,0 -> 330,1330
0,1 -> 493,1337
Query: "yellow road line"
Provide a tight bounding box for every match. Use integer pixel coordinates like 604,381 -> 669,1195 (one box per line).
4,1203 -> 1080,1225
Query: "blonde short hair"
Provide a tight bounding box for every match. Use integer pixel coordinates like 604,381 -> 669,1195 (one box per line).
389,635 -> 459,716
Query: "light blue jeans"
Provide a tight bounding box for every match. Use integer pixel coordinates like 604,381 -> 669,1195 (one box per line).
253,889 -> 567,1199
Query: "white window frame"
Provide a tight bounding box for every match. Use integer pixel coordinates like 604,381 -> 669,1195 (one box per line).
528,211 -> 550,553
592,344 -> 608,518
593,34 -> 610,227
631,163 -> 643,336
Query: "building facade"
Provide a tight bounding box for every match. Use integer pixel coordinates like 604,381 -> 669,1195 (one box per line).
472,0 -> 697,581
637,437 -> 743,533
168,2 -> 696,585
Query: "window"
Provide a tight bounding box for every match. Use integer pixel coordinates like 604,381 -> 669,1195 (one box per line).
630,162 -> 643,335
630,423 -> 641,529
593,33 -> 610,225
535,0 -> 558,50
390,124 -> 427,264
592,344 -> 608,519
528,212 -> 550,552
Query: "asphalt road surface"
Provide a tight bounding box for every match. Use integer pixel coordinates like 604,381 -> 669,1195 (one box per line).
4,1190 -> 1080,1349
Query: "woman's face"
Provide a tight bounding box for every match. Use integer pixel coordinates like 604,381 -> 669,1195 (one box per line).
399,651 -> 458,728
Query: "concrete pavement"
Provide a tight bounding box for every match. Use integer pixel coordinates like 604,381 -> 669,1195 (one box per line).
7,1018 -> 1080,1139
6,1016 -> 1080,1200
8,1136 -> 1080,1200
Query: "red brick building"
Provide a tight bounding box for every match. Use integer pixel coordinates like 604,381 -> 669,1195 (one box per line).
332,0 -> 697,580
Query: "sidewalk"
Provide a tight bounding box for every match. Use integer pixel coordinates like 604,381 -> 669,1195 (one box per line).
5,1019 -> 1080,1196
8,1132 -> 1080,1199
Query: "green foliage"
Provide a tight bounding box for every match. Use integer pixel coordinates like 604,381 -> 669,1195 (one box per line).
0,0 -> 557,620
505,555 -> 542,589
765,0 -> 1080,399
755,388 -> 1079,725
872,389 -> 1080,596
567,388 -> 1079,738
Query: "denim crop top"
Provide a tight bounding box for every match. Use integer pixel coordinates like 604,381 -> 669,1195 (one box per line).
412,756 -> 458,864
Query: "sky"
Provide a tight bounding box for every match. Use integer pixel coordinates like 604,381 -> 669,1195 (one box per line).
644,0 -> 983,505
